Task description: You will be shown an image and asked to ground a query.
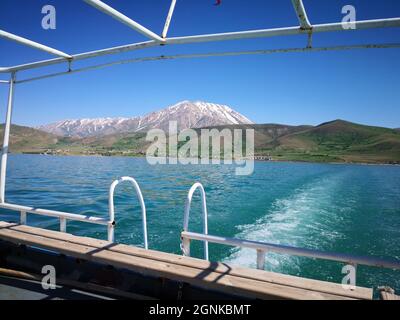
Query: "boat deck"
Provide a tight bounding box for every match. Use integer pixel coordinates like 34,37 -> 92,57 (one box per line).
0,221 -> 373,300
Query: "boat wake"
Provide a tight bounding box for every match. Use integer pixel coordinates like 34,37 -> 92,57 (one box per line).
223,172 -> 348,274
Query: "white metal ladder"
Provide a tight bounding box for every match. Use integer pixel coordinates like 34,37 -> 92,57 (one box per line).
182,182 -> 209,261
109,176 -> 148,249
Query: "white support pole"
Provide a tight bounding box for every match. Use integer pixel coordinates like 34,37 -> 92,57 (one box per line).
291,0 -> 312,29
0,30 -> 72,59
84,0 -> 164,42
0,72 -> 16,204
162,0 -> 177,39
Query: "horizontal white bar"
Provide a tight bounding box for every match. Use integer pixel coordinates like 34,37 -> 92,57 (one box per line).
74,40 -> 158,60
1,40 -> 159,73
166,26 -> 301,44
0,29 -> 72,59
15,43 -> 400,84
314,17 -> 400,32
0,202 -> 110,226
166,18 -> 400,44
0,80 -> 9,84
182,231 -> 400,270
84,0 -> 164,42
2,17 -> 400,74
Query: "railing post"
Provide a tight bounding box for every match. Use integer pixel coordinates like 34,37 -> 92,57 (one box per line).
181,236 -> 190,257
0,72 -> 16,204
20,211 -> 26,225
183,183 -> 209,261
107,222 -> 115,243
352,263 -> 358,287
60,217 -> 66,233
257,249 -> 266,270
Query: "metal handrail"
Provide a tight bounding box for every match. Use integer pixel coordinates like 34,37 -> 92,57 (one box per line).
0,176 -> 148,246
180,180 -> 400,283
0,202 -> 113,237
182,183 -> 209,260
182,231 -> 400,269
181,231 -> 400,285
109,176 -> 148,248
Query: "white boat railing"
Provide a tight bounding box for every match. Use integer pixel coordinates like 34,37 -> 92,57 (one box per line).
0,202 -> 112,236
0,176 -> 148,246
109,176 -> 148,248
180,183 -> 400,285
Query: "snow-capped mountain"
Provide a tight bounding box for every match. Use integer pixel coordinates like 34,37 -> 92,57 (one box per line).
38,101 -> 254,137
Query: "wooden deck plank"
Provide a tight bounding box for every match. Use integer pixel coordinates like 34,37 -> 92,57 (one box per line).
380,291 -> 400,300
0,222 -> 372,300
7,223 -> 373,299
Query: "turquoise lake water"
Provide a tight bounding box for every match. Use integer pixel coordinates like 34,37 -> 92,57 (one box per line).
1,154 -> 399,293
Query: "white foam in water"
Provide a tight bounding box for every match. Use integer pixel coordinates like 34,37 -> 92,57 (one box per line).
223,174 -> 346,274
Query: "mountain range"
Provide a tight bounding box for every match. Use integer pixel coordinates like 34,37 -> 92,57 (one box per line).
1,101 -> 399,164
38,101 -> 253,138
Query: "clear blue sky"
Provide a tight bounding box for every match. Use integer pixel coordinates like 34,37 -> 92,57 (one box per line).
0,0 -> 399,128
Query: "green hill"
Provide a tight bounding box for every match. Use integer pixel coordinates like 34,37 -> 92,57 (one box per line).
193,121 -> 400,163
195,123 -> 312,148
0,124 -> 65,153
271,120 -> 400,163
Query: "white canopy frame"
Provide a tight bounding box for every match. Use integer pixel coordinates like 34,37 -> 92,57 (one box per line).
0,29 -> 72,59
0,0 -> 399,205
